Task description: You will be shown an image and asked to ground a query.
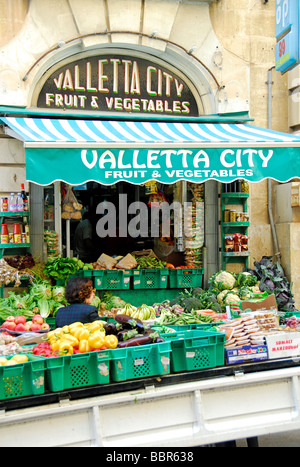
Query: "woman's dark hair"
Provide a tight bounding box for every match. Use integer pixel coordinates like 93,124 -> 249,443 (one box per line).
65,277 -> 94,304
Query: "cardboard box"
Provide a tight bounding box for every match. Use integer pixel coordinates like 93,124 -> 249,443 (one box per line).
241,294 -> 277,313
266,331 -> 300,360
226,344 -> 269,365
230,293 -> 278,317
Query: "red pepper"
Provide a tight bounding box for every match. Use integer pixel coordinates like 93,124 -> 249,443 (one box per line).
92,346 -> 107,351
32,342 -> 60,358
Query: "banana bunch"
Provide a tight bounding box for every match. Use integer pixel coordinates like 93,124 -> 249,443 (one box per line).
132,304 -> 156,321
118,303 -> 156,321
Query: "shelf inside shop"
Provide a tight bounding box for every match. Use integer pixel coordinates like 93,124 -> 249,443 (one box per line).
222,251 -> 250,257
221,187 -> 249,270
0,243 -> 30,249
221,192 -> 249,199
222,222 -> 250,228
0,211 -> 29,217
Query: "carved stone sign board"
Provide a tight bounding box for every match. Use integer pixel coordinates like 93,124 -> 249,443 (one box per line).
37,54 -> 199,116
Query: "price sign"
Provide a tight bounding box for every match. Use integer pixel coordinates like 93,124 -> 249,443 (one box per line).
275,0 -> 299,74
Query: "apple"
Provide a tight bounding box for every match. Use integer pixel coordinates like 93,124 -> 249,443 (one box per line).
32,315 -> 44,325
41,323 -> 50,330
31,323 -> 41,331
25,321 -> 32,331
15,323 -> 26,332
5,322 -> 16,331
15,316 -> 26,325
6,316 -> 16,322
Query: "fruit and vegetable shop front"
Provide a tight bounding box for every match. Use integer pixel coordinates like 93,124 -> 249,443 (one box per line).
2,50 -> 300,447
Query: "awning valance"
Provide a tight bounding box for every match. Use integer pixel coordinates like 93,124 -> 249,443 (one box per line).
2,116 -> 300,185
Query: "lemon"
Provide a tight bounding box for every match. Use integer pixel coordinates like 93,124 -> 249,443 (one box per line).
10,354 -> 29,364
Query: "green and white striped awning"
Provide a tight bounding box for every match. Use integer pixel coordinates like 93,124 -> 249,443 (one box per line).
2,116 -> 300,185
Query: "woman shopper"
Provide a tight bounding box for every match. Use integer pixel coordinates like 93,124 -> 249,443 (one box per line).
55,277 -> 99,327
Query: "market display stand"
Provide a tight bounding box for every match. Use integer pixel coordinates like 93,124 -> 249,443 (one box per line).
0,358 -> 299,447
220,192 -> 250,270
92,268 -> 204,306
0,211 -> 30,299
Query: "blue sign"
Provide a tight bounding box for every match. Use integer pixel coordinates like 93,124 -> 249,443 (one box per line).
275,0 -> 296,38
275,26 -> 299,73
275,0 -> 300,73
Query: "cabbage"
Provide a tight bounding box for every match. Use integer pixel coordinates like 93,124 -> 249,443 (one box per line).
29,281 -> 52,300
101,292 -> 126,310
91,295 -> 101,308
38,299 -> 51,318
52,286 -> 65,303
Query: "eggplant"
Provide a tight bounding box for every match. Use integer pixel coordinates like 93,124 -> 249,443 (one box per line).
117,329 -> 139,341
117,335 -> 154,348
103,322 -> 118,335
115,314 -> 145,333
154,336 -> 165,343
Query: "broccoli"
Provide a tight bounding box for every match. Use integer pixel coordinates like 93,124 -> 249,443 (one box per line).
192,287 -> 204,297
181,297 -> 204,312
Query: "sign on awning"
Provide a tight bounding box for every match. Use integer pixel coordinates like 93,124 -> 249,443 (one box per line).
2,117 -> 300,185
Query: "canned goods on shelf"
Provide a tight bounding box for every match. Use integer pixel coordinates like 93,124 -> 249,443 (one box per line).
1,198 -> 8,212
224,209 -> 230,222
13,223 -> 22,244
230,210 -> 236,222
235,212 -> 242,222
0,224 -> 9,244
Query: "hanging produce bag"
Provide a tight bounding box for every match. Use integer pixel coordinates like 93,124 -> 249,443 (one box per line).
61,185 -> 83,220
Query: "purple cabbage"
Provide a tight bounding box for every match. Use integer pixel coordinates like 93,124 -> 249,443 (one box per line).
248,256 -> 296,312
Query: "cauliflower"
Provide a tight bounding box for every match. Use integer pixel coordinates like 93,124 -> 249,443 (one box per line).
210,270 -> 236,291
224,293 -> 241,305
236,271 -> 258,287
217,290 -> 228,304
250,284 -> 261,294
238,286 -> 252,300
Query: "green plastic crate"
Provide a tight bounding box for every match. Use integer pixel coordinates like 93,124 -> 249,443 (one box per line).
132,269 -> 169,289
152,323 -> 224,333
78,269 -> 94,278
45,350 -> 110,392
284,312 -> 300,318
169,268 -> 204,288
164,329 -> 225,372
109,341 -> 172,382
98,316 -> 116,323
0,354 -> 46,400
94,270 -> 131,290
46,317 -> 56,329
